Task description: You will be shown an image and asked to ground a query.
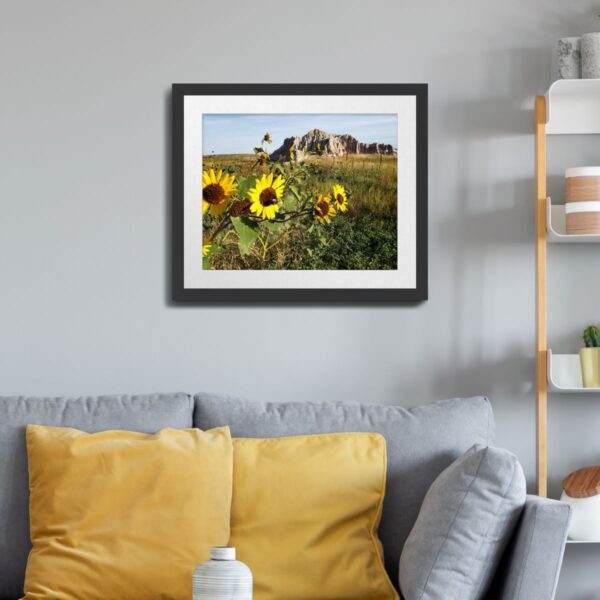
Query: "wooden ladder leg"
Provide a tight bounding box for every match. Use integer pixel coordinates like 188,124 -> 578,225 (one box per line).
535,95 -> 548,498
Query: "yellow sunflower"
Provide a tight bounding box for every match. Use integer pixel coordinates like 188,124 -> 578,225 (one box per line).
263,132 -> 272,144
332,184 -> 348,212
202,243 -> 212,257
202,169 -> 237,217
314,194 -> 336,224
248,173 -> 286,220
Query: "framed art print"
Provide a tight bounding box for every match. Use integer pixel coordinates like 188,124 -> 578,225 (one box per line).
172,84 -> 427,302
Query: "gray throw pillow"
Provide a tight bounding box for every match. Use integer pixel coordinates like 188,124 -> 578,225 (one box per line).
399,445 -> 526,600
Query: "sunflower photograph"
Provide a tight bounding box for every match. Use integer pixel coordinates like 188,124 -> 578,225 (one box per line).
200,113 -> 399,271
174,84 -> 427,302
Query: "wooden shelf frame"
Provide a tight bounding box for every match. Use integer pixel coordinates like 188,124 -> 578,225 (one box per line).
535,95 -> 548,497
536,82 -> 600,497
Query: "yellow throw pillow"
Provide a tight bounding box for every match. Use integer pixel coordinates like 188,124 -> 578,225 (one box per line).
230,433 -> 399,600
23,425 -> 233,600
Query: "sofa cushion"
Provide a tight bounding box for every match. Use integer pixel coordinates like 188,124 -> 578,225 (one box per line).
231,433 -> 398,600
0,393 -> 192,600
490,496 -> 571,600
193,394 -> 494,587
23,425 -> 232,600
399,445 -> 526,600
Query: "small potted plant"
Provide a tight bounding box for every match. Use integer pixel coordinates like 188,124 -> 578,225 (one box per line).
581,325 -> 600,387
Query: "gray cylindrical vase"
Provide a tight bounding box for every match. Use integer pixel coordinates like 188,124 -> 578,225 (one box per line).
193,547 -> 252,600
582,32 -> 600,78
557,37 -> 581,79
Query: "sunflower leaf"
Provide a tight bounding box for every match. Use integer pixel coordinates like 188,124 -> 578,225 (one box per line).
237,176 -> 254,199
289,185 -> 301,201
265,221 -> 284,232
231,217 -> 259,256
202,256 -> 212,270
300,196 -> 312,211
282,194 -> 296,211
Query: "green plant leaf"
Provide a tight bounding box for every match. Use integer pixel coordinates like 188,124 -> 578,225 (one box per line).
202,256 -> 212,270
301,196 -> 312,211
231,217 -> 259,256
265,221 -> 284,232
282,194 -> 296,211
289,185 -> 301,202
237,176 -> 254,199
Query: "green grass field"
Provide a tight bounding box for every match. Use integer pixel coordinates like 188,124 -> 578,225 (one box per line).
203,154 -> 397,270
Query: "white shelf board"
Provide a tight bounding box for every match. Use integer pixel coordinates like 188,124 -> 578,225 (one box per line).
566,539 -> 600,544
546,197 -> 600,243
548,349 -> 600,393
546,79 -> 600,135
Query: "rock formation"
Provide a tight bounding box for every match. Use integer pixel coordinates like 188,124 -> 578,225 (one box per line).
269,128 -> 396,161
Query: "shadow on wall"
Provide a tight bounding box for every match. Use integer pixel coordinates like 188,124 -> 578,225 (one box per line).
438,178 -> 535,246
437,47 -> 551,138
422,46 -> 553,408
431,351 -> 535,404
431,175 -> 536,400
164,89 -> 173,307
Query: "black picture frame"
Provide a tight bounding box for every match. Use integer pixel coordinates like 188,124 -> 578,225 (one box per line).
172,83 -> 428,304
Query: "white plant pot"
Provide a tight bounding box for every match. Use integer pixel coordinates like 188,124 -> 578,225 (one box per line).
560,492 -> 600,541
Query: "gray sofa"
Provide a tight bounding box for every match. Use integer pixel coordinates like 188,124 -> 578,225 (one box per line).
0,393 -> 570,600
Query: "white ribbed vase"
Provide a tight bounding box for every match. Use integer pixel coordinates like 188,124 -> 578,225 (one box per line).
193,547 -> 252,600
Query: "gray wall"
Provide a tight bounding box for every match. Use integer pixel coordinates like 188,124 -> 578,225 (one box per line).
1,1 -> 599,597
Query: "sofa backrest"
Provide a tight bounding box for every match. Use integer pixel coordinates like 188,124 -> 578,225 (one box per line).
0,393 -> 193,600
0,393 -> 494,597
193,394 -> 495,588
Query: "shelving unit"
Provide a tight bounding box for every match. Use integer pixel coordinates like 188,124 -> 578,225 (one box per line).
535,80 -> 600,498
547,197 -> 600,243
547,350 -> 600,393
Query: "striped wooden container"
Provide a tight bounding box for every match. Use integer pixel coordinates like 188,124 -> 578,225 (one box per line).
192,547 -> 253,600
566,167 -> 600,235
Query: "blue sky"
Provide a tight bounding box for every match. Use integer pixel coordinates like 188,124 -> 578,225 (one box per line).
203,113 -> 397,155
